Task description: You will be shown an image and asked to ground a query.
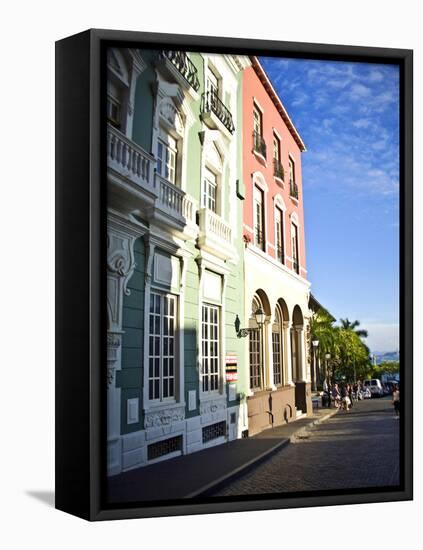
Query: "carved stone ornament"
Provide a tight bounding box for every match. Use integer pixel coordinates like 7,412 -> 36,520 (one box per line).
107,332 -> 122,387
199,398 -> 227,416
107,232 -> 136,296
158,98 -> 184,136
144,406 -> 185,428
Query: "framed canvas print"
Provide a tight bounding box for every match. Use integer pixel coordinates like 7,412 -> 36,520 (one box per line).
55,29 -> 413,521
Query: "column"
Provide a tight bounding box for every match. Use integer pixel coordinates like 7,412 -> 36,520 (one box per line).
265,319 -> 276,391
106,215 -> 141,476
283,321 -> 293,385
294,325 -> 304,381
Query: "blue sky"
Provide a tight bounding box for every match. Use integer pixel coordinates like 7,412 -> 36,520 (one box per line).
260,56 -> 400,353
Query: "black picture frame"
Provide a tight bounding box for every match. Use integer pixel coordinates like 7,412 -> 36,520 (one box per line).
55,28 -> 413,521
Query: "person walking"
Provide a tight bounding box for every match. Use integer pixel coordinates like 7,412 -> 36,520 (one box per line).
392,384 -> 400,418
348,384 -> 354,408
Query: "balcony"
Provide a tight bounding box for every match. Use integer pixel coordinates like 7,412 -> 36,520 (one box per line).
201,91 -> 235,135
273,158 -> 285,182
160,50 -> 200,92
253,131 -> 267,160
154,173 -> 197,237
107,124 -> 197,239
107,123 -> 155,195
197,208 -> 236,261
290,181 -> 299,200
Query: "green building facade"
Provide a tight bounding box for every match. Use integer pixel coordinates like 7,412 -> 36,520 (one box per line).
106,47 -> 250,474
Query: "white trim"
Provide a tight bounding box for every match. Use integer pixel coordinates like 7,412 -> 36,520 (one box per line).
246,245 -> 311,288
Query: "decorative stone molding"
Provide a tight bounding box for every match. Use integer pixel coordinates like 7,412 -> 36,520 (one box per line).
107,214 -> 145,332
158,98 -> 184,136
107,331 -> 122,387
144,406 -> 185,428
199,398 -> 227,416
107,231 -> 136,296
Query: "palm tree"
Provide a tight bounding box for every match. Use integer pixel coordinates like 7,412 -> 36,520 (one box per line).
339,317 -> 368,339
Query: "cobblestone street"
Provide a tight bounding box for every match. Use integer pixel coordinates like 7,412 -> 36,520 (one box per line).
211,396 -> 400,496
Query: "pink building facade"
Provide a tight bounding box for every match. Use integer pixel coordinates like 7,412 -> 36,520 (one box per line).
241,57 -> 312,436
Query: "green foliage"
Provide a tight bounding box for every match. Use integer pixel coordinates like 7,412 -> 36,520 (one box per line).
311,310 -> 371,384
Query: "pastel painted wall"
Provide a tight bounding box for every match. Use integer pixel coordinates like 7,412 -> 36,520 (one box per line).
242,65 -> 307,276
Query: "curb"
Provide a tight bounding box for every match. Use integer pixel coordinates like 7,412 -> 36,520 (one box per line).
290,408 -> 338,441
189,408 -> 338,497
185,438 -> 290,498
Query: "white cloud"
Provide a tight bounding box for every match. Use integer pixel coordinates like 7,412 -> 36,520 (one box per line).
352,118 -> 371,129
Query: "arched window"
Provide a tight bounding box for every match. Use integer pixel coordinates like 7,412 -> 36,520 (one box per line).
249,296 -> 263,390
272,305 -> 284,386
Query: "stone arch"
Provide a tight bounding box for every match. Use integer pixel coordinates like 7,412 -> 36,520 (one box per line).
292,304 -> 304,327
254,288 -> 271,317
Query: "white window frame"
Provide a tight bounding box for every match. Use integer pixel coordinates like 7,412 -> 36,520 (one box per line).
274,206 -> 285,264
202,166 -> 218,213
201,303 -> 221,394
253,185 -> 265,250
148,291 -> 178,402
272,305 -> 284,386
157,131 -> 178,185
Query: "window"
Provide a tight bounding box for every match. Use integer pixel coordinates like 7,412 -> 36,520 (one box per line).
157,133 -> 177,184
273,134 -> 284,180
148,292 -> 177,401
203,167 -> 218,212
207,68 -> 219,98
253,105 -> 263,137
272,306 -> 284,386
275,207 -> 284,263
201,304 -> 220,393
253,105 -> 266,158
249,297 -> 263,390
289,157 -> 296,184
273,135 -> 281,162
292,223 -> 299,274
253,186 -> 265,250
107,94 -> 122,128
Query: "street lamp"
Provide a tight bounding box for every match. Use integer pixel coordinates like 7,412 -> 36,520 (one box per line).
325,352 -> 331,387
235,308 -> 265,338
312,340 -> 319,391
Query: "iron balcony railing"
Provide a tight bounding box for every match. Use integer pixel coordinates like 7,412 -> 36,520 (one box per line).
290,181 -> 299,199
162,50 -> 200,92
273,158 -> 284,180
253,131 -> 267,159
201,91 -> 235,134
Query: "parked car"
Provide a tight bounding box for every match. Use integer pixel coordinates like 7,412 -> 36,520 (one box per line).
362,387 -> 372,399
363,379 -> 384,397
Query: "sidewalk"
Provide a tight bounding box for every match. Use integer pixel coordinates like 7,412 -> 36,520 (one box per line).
107,406 -> 337,504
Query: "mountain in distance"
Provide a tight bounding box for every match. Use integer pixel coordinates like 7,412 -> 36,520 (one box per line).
372,350 -> 400,364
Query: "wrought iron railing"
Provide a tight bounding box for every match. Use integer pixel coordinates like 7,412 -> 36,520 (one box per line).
201,91 -> 235,134
290,181 -> 299,199
253,131 -> 267,159
273,158 -> 284,180
162,50 -> 200,92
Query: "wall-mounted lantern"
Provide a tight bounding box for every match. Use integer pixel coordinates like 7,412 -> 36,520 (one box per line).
235,308 -> 265,338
